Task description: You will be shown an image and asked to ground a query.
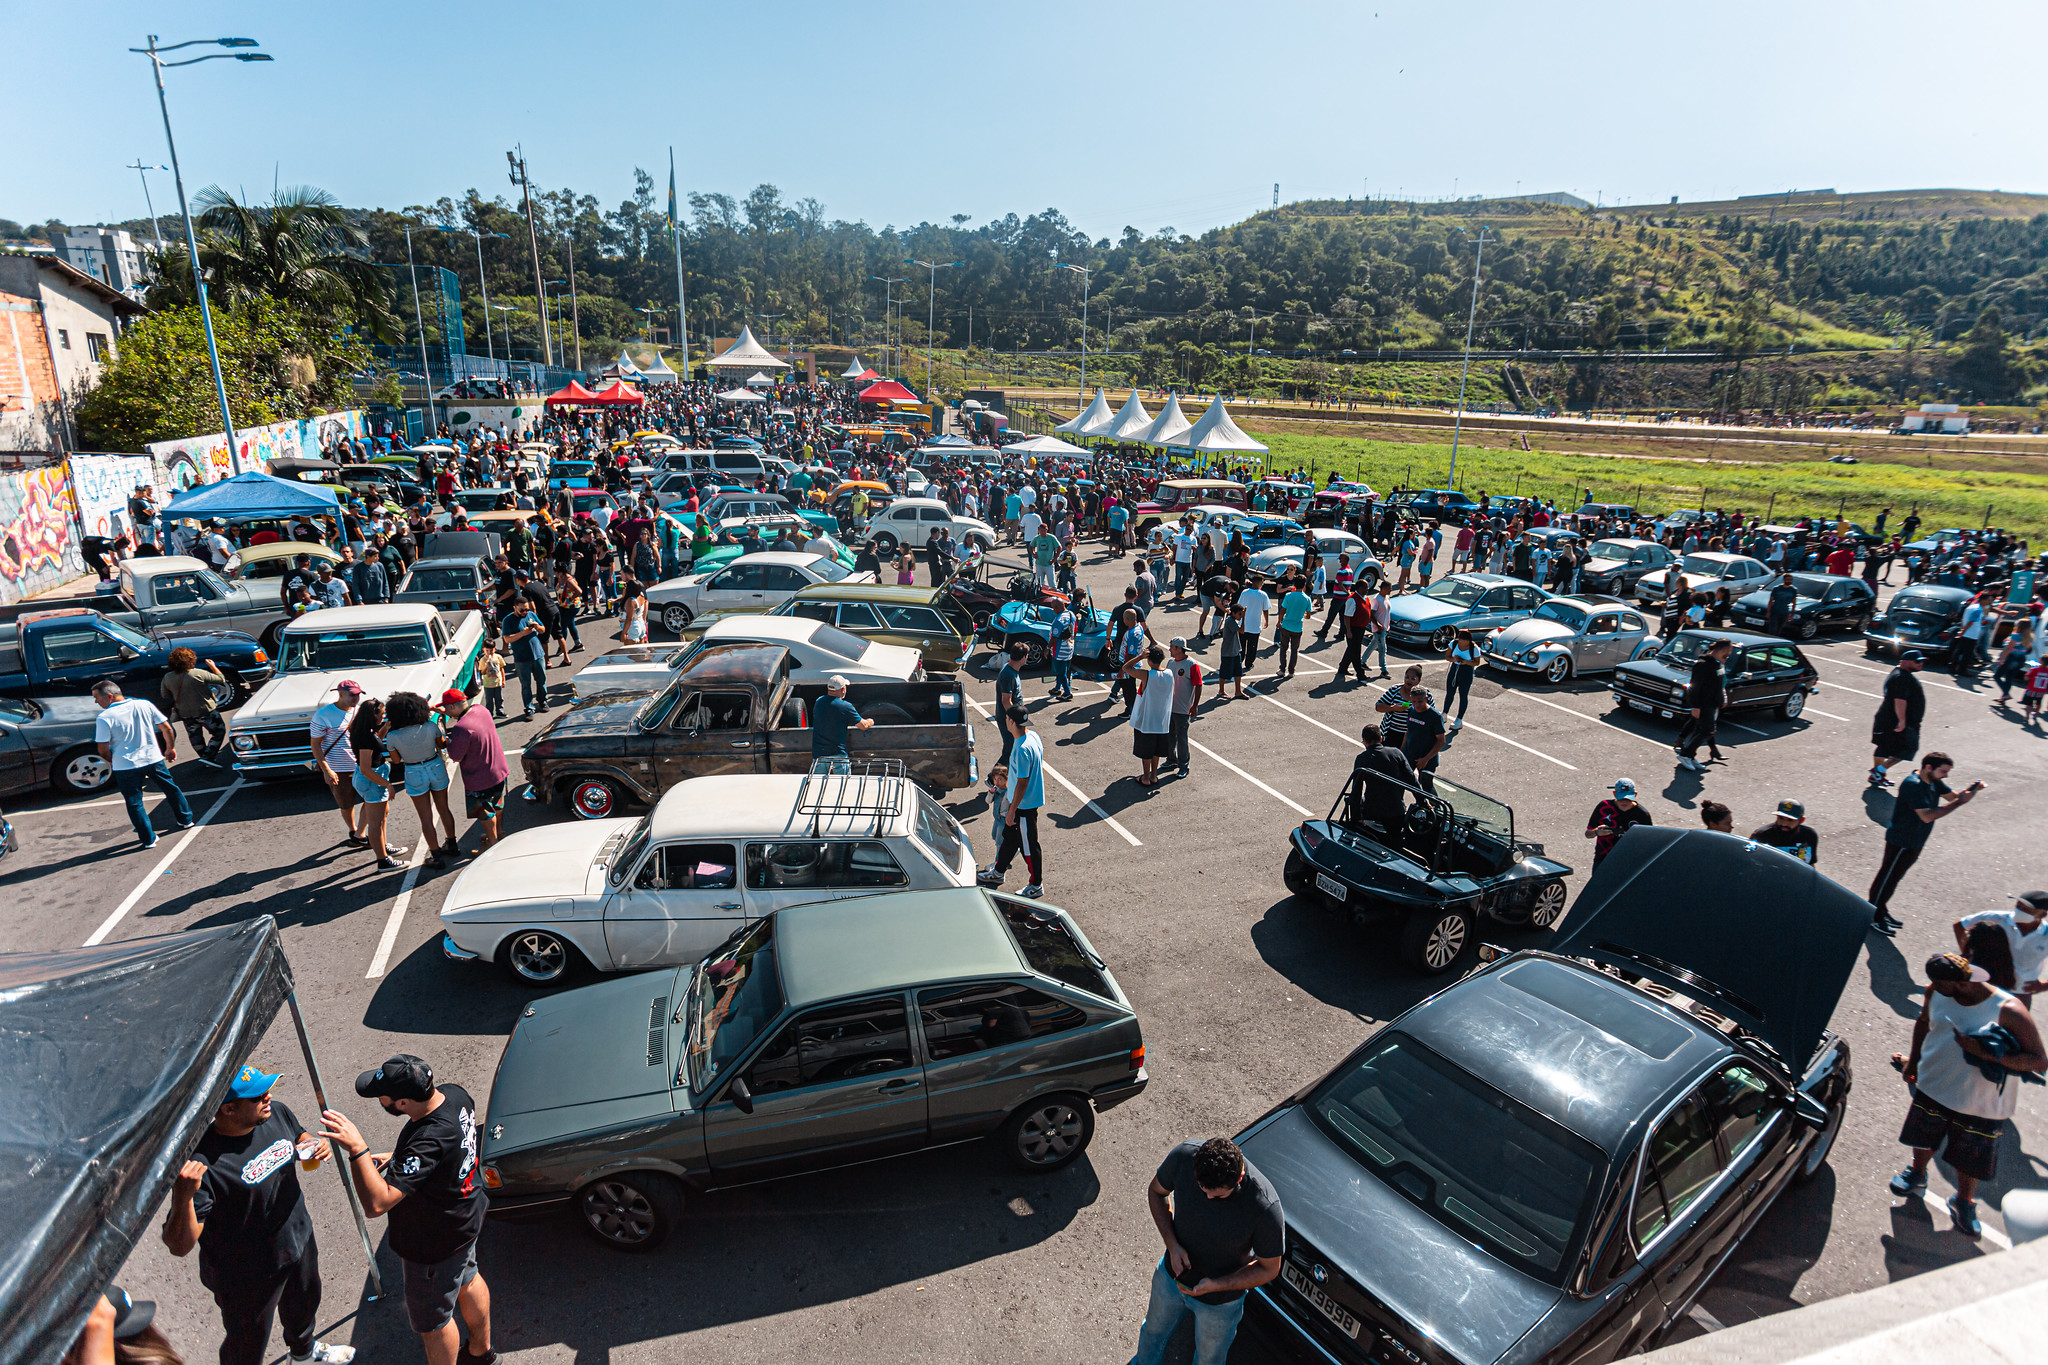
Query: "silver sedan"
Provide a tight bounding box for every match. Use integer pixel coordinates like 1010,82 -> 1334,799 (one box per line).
1483,596 -> 1660,683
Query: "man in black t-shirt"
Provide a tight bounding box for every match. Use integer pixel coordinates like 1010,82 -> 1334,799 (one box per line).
1869,651 -> 1928,787
1132,1137 -> 1283,1364
1751,798 -> 1819,865
162,1064 -> 354,1365
1349,723 -> 1417,830
1676,637 -> 1731,772
322,1054 -> 495,1365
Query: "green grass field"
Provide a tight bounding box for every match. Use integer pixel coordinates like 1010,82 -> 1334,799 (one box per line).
1247,427 -> 2048,540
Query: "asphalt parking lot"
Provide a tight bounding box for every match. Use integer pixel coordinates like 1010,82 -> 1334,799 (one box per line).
7,546 -> 2044,1364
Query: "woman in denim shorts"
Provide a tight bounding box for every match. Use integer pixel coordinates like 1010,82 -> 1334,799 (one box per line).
385,692 -> 462,866
348,699 -> 407,869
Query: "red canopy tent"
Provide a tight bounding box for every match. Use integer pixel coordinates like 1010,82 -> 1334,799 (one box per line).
586,380 -> 645,406
854,368 -> 879,381
543,380 -> 602,406
857,378 -> 920,405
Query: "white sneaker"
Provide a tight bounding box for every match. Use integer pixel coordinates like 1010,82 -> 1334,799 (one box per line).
1021,884 -> 1044,899
293,1344 -> 357,1365
1448,717 -> 1464,732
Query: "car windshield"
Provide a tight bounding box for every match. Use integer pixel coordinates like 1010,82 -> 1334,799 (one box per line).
607,815 -> 652,886
1679,555 -> 1729,576
405,568 -> 474,594
1420,578 -> 1488,607
808,556 -> 851,583
1533,601 -> 1589,629
1432,775 -> 1513,841
281,625 -> 434,672
912,788 -> 970,875
1659,635 -> 1715,666
0,696 -> 34,720
101,618 -> 155,651
1588,541 -> 1636,562
686,918 -> 783,1092
1307,1032 -> 1602,1283
1786,574 -> 1833,598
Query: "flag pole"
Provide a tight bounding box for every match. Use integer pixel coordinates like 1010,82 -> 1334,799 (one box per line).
669,147 -> 690,382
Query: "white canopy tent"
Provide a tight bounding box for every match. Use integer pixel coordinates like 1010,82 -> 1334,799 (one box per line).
716,387 -> 765,403
611,349 -> 643,376
745,371 -> 776,387
638,352 -> 678,384
1099,389 -> 1156,442
840,355 -> 869,379
707,325 -> 790,371
1055,388 -> 1115,436
1003,432 -> 1092,458
1138,392 -> 1193,448
1181,396 -> 1269,455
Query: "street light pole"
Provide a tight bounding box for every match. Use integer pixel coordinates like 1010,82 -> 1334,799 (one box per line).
126,159 -> 169,251
905,259 -> 959,400
1447,225 -> 1492,489
868,276 -> 906,378
437,225 -> 508,368
1055,262 -> 1090,404
403,223 -> 438,437
132,35 -> 272,463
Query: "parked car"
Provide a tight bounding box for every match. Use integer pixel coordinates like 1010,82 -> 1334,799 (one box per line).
1250,480 -> 1314,516
945,564 -> 1071,635
572,613 -> 925,699
1284,770 -> 1572,974
0,554 -> 300,654
547,459 -> 599,490
1575,539 -> 1673,597
864,497 -> 998,555
1731,573 -> 1876,639
522,641 -> 975,818
1307,482 -> 1376,526
773,583 -> 974,675
690,520 -> 857,578
394,557 -> 493,614
1128,479 -> 1249,538
474,887 -> 1148,1249
1384,488 -> 1481,526
0,609 -> 270,705
1572,500 -> 1639,523
647,551 -> 873,635
444,488 -> 515,514
1633,552 -> 1771,609
223,542 -> 342,587
1249,529 -> 1380,584
992,599 -> 1114,669
1863,582 -> 1973,661
443,768 -> 980,983
1610,630 -> 1818,723
1386,574 -> 1549,653
1483,596 -> 1658,683
0,692 -> 115,797
1244,825 -> 1861,1365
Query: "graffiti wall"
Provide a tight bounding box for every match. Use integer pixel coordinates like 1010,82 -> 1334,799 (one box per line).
0,465 -> 84,605
67,453 -> 160,545
443,403 -> 541,440
145,410 -> 366,489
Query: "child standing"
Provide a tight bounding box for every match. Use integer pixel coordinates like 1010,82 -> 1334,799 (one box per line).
2024,658 -> 2048,725
477,637 -> 507,718
984,762 -> 1009,852
1219,604 -> 1247,699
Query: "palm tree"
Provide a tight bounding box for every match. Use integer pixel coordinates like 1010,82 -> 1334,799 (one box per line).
152,185 -> 398,341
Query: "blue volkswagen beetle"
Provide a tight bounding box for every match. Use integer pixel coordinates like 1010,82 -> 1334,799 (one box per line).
992,599 -> 1112,669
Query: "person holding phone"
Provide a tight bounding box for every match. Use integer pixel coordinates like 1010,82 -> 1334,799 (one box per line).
1130,1137 -> 1283,1365
1870,752 -> 1984,936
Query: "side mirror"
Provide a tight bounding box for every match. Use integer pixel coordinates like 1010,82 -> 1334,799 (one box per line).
1786,1090 -> 1831,1129
727,1076 -> 755,1115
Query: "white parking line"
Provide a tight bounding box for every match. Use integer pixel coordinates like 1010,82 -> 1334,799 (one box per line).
1804,705 -> 1853,721
11,784 -> 232,816
1501,690 -> 1675,754
1819,679 -> 1884,700
1814,654 -> 1974,694
1249,685 -> 1579,771
1188,740 -> 1314,815
367,841 -> 434,978
82,781 -> 246,946
1913,1190 -> 2012,1250
963,696 -> 1141,846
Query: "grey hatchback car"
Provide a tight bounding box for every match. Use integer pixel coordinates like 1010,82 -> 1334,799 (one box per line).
478,888 -> 1148,1250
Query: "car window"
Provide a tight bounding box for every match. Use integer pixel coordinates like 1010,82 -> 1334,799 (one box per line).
911,788 -> 969,872
745,841 -> 908,889
1510,588 -> 1543,609
635,842 -> 740,890
740,994 -> 916,1096
891,506 -> 919,522
835,602 -> 882,629
1703,1064 -> 1776,1165
151,572 -> 214,606
918,982 -> 1089,1059
1589,614 -> 1619,634
1619,613 -> 1648,633
919,507 -> 950,522
787,600 -> 835,624
672,691 -> 752,731
39,627 -> 129,668
1632,1093 -> 1723,1245
877,604 -> 949,633
761,566 -> 809,592
1764,645 -> 1801,671
1478,588 -> 1513,608
1823,584 -> 1852,602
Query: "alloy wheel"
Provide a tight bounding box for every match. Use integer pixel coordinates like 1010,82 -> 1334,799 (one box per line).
61,751 -> 114,793
1529,880 -> 1567,928
1422,913 -> 1467,970
581,1179 -> 657,1245
1013,1100 -> 1087,1166
507,930 -> 570,983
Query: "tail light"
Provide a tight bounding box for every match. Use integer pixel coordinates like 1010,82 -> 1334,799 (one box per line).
1130,1045 -> 1146,1072
1299,823 -> 1323,850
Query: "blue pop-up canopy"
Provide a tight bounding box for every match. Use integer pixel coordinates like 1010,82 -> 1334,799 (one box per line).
160,469 -> 342,522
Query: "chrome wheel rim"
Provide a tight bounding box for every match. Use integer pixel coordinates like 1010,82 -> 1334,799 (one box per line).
509,931 -> 567,982
1423,914 -> 1467,969
662,604 -> 691,633
1015,1102 -> 1085,1165
1783,691 -> 1806,718
581,1180 -> 656,1244
1530,881 -> 1567,928
1431,627 -> 1456,651
571,782 -> 614,819
208,679 -> 237,709
1544,656 -> 1570,683
64,753 -> 113,791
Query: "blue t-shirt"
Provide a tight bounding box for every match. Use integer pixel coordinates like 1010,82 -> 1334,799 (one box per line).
1107,505 -> 1129,530
509,610 -> 547,663
810,695 -> 862,757
1006,730 -> 1045,810
1280,590 -> 1313,633
1051,609 -> 1078,661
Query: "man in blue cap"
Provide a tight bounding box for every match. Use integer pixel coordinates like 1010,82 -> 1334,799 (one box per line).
162,1064 -> 355,1364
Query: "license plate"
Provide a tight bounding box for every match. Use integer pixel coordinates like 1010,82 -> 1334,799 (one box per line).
1316,873 -> 1347,901
1626,698 -> 1653,713
1282,1261 -> 1363,1340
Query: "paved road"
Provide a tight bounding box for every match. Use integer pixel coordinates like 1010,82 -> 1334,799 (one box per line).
7,551 -> 2042,1364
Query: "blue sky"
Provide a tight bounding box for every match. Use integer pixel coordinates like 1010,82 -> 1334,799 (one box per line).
15,0 -> 2042,238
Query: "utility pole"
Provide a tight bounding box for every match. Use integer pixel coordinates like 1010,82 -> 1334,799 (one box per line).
1055,262 -> 1090,403
126,159 -> 168,250
868,275 -> 906,378
905,258 -> 959,401
562,224 -> 582,371
1447,225 -> 1493,488
506,147 -> 551,366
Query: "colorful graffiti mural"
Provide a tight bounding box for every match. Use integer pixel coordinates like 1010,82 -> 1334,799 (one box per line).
444,404 -> 540,439
145,410 -> 366,487
67,453 -> 160,544
0,465 -> 84,605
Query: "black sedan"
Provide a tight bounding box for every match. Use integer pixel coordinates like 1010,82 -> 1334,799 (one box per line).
1731,573 -> 1876,639
1240,827 -> 1861,1365
0,693 -> 113,797
1610,631 -> 1818,723
1863,583 -> 1972,661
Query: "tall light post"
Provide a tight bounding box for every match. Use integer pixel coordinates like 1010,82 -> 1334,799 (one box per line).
130,35 -> 272,460
1054,262 -> 1091,404
904,258 -> 959,402
868,275 -> 906,377
1447,225 -> 1493,489
437,225 -> 509,366
125,159 -> 170,251
543,280 -> 568,371
401,223 -> 439,435
756,314 -> 783,355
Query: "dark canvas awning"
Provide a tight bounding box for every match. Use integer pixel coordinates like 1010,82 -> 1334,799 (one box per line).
0,920 -> 293,1364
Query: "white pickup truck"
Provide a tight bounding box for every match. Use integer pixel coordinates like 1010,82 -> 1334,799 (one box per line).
226,603 -> 486,778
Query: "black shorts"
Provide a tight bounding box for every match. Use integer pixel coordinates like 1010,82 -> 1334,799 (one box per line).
1871,725 -> 1919,759
1900,1088 -> 2002,1180
1133,729 -> 1171,760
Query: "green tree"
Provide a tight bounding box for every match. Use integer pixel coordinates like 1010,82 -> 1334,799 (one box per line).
1950,306 -> 2022,401
75,299 -> 378,451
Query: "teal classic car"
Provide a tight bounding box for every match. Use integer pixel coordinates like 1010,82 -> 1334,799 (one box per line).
548,459 -> 598,490
991,599 -> 1112,669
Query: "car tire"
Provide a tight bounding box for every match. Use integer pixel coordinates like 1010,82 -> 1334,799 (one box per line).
260,622 -> 286,654
1777,690 -> 1808,721
208,673 -> 250,710
1797,617 -> 1819,640
1541,654 -> 1573,684
578,1171 -> 684,1252
1793,1086 -> 1847,1186
1006,634 -> 1048,668
1402,904 -> 1473,974
1526,879 -> 1568,930
566,777 -> 624,820
871,531 -> 898,554
52,747 -> 114,795
970,607 -> 994,632
1430,625 -> 1457,652
661,602 -> 694,634
1000,1093 -> 1095,1172
966,534 -> 994,553
499,928 -> 579,985
1283,847 -> 1316,901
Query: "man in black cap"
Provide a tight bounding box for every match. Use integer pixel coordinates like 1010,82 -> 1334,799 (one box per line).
162,1063 -> 355,1365
321,1056 -> 495,1365
1750,798 -> 1818,865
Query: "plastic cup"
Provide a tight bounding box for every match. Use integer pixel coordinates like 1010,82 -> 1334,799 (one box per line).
297,1139 -> 321,1172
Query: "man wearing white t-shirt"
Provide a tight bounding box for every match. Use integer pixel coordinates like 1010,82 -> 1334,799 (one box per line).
1236,579 -> 1273,668
1955,892 -> 2048,999
1020,509 -> 1042,543
94,680 -> 194,849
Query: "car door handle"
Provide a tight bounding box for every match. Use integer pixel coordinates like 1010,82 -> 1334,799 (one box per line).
878,1078 -> 920,1092
716,901 -> 741,910
730,739 -> 757,748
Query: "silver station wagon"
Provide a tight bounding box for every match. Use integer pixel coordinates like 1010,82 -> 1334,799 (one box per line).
478,888 -> 1149,1250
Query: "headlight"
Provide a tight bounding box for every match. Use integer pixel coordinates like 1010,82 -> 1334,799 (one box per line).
231,734 -> 256,753
251,649 -> 268,664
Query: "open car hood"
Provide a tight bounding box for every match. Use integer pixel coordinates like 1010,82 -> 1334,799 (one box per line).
1552,826 -> 1870,1067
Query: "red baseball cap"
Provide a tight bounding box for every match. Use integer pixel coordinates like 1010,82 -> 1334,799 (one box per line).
441,688 -> 468,708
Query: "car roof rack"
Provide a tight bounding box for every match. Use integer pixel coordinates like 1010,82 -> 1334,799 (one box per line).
796,758 -> 908,835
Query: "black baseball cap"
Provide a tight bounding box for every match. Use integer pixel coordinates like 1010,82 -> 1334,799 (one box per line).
355,1054 -> 434,1101
105,1285 -> 155,1340
1900,649 -> 1926,661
